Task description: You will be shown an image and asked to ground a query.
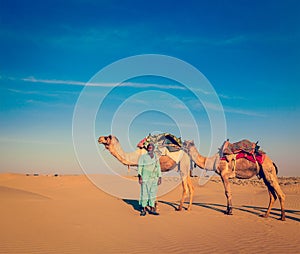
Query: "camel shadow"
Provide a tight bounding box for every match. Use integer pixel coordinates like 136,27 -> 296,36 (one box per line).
243,205 -> 300,215
161,201 -> 300,222
123,200 -> 300,222
158,200 -> 185,210
192,202 -> 300,222
158,200 -> 232,213
192,202 -> 227,214
123,199 -> 141,212
243,205 -> 300,222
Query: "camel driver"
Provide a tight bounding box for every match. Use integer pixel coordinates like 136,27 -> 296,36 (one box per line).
138,143 -> 162,216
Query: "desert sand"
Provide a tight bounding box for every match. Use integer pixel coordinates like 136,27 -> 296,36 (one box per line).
0,173 -> 299,254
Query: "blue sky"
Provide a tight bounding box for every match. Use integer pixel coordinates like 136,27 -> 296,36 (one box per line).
0,0 -> 299,176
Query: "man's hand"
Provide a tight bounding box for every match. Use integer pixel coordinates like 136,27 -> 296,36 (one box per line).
158,177 -> 162,185
138,175 -> 143,185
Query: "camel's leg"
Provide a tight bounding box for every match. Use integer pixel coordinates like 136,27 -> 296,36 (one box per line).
261,168 -> 286,221
221,173 -> 233,215
263,189 -> 276,218
177,156 -> 194,211
177,176 -> 188,211
275,186 -> 286,221
271,176 -> 286,221
186,175 -> 194,211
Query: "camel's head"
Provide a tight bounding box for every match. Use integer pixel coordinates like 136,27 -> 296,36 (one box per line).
98,135 -> 118,149
182,140 -> 195,150
182,140 -> 195,156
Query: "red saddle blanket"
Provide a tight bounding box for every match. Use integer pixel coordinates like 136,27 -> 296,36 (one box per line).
221,152 -> 265,165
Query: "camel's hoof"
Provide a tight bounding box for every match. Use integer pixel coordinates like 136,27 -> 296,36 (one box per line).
224,207 -> 233,215
261,214 -> 269,218
176,207 -> 183,211
280,216 -> 286,221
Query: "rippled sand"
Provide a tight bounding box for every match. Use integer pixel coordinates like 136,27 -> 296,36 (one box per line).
0,173 -> 299,254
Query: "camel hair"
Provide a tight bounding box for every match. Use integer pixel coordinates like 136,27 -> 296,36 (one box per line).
183,140 -> 286,221
98,135 -> 194,211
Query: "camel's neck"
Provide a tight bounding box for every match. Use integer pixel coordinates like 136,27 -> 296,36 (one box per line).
188,146 -> 207,169
188,145 -> 221,171
108,140 -> 145,166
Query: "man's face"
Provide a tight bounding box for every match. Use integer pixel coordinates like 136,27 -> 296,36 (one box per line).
147,144 -> 154,152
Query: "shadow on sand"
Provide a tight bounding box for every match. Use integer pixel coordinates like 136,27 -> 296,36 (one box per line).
123,199 -> 141,212
123,199 -> 300,222
158,200 -> 300,222
242,205 -> 300,222
157,200 -> 181,210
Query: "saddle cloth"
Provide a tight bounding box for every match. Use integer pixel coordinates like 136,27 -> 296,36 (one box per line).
221,139 -> 265,165
221,152 -> 265,165
137,133 -> 182,152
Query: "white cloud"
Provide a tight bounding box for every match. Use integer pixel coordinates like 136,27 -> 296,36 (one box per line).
4,75 -> 265,117
21,77 -> 88,86
224,106 -> 266,117
17,76 -> 187,90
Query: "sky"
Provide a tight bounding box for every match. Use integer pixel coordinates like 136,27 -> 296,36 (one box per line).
0,0 -> 299,176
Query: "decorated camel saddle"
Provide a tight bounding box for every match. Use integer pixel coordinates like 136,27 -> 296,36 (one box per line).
137,133 -> 182,152
221,139 -> 265,165
137,133 -> 185,164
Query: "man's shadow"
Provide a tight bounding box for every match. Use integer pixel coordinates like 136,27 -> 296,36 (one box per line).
123,199 -> 141,211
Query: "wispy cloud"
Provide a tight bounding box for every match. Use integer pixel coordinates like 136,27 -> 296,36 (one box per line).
12,76 -> 187,90
224,106 -> 266,117
189,100 -> 265,117
5,86 -> 79,98
14,76 -> 237,97
218,93 -> 247,100
3,76 -> 261,116
3,75 -> 247,101
20,77 -> 88,86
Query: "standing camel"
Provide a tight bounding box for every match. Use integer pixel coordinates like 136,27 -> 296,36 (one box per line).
183,140 -> 286,220
98,135 -> 194,211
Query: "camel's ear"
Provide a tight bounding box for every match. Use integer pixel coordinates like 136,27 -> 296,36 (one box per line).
106,135 -> 112,144
188,140 -> 195,146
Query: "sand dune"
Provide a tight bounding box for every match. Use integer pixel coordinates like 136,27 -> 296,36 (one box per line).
0,173 -> 299,254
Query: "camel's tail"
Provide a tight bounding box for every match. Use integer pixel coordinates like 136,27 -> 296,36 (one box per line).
273,162 -> 278,175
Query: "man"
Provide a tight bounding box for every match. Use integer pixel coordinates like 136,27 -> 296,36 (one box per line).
138,143 -> 162,216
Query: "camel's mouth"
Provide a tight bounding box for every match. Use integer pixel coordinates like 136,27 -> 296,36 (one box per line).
98,136 -> 108,144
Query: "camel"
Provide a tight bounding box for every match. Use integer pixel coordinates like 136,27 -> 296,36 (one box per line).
183,140 -> 286,220
98,134 -> 194,211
